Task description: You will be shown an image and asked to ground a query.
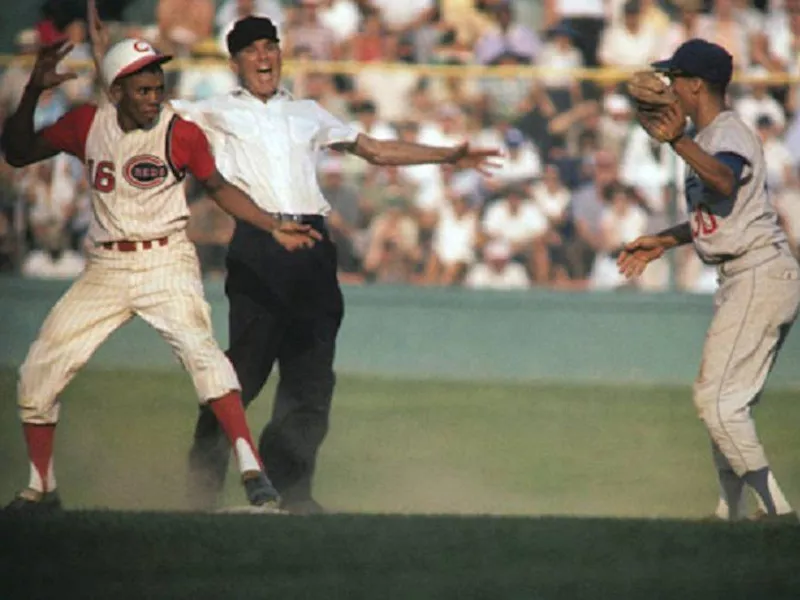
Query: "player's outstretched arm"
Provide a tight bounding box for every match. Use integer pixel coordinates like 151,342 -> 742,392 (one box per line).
335,134 -> 502,175
1,40 -> 76,167
200,171 -> 322,251
617,222 -> 692,279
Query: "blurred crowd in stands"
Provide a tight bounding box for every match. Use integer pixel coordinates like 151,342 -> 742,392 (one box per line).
2,0 -> 800,292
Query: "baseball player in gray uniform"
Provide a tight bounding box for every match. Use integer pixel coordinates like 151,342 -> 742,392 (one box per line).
618,39 -> 800,522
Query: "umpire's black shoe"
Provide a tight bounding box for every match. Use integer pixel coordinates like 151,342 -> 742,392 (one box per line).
280,497 -> 326,516
242,470 -> 281,510
4,488 -> 62,513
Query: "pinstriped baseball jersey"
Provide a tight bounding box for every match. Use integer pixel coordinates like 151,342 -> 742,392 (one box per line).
686,110 -> 786,264
41,102 -> 215,243
18,102 -> 241,425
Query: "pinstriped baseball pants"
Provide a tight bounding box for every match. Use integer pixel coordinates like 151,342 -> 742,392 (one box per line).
693,252 -> 800,475
18,232 -> 240,424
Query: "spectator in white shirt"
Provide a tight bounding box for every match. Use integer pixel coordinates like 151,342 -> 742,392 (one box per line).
396,121 -> 448,218
21,225 -> 85,280
368,0 -> 434,33
0,29 -> 38,120
599,92 -> 633,160
536,22 -> 583,111
734,67 -> 787,133
24,156 -> 78,238
465,239 -> 531,290
695,0 -> 750,70
662,0 -> 703,57
598,0 -> 661,69
317,0 -> 361,45
421,103 -> 468,149
356,33 -> 420,122
362,195 -> 422,282
544,0 -> 606,67
774,170 -> 800,258
532,163 -> 572,284
533,163 -> 571,229
177,39 -> 238,101
755,115 -> 795,194
590,184 -> 648,290
474,1 -> 542,65
424,188 -> 479,285
484,128 -> 542,194
482,184 -> 550,281
284,0 -> 339,60
609,0 -> 671,33
349,100 -> 396,141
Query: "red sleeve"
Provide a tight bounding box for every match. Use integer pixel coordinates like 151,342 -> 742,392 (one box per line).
40,104 -> 97,161
169,118 -> 216,181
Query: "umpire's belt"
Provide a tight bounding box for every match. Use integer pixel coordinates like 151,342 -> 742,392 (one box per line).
269,213 -> 326,229
716,242 -> 792,278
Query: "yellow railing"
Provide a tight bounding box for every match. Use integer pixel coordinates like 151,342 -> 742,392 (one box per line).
2,55 -> 800,85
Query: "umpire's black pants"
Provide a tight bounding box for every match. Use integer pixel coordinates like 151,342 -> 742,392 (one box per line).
188,217 -> 343,506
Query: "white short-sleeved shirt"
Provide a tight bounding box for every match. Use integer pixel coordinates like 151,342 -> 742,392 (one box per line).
368,0 -> 433,28
465,261 -> 530,290
171,88 -> 360,215
532,182 -> 570,221
598,25 -> 661,68
483,200 -> 548,246
494,144 -> 542,185
433,204 -> 478,265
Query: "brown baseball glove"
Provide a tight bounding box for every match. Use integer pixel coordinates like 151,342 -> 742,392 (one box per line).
626,71 -> 677,112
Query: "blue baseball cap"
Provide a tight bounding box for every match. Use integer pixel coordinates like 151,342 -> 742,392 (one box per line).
651,39 -> 733,86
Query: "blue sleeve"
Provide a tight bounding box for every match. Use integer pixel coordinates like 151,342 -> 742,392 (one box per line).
714,151 -> 747,184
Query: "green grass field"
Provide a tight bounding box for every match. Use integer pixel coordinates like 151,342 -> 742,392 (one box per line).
1,368 -> 799,598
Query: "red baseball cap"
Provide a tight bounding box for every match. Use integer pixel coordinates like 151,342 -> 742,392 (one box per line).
101,38 -> 172,84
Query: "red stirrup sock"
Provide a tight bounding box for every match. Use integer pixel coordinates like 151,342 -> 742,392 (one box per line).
208,391 -> 263,473
23,423 -> 56,493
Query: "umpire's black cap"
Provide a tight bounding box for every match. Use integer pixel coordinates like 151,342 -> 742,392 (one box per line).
227,16 -> 280,56
651,39 -> 733,86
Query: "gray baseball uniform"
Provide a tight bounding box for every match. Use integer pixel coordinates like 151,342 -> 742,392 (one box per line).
686,110 -> 800,477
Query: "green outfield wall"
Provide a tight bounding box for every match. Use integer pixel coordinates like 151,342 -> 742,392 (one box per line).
1,277 -> 799,387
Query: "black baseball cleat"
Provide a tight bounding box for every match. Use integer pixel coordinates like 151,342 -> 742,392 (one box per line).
242,470 -> 281,510
280,497 -> 326,516
4,488 -> 63,513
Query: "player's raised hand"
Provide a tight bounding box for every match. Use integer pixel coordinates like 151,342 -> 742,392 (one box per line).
271,221 -> 323,251
88,0 -> 111,59
616,235 -> 666,279
449,142 -> 503,175
29,40 -> 77,91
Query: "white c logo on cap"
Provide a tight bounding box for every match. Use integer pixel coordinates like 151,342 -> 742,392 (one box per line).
133,41 -> 151,53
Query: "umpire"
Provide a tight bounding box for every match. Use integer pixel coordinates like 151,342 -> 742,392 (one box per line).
180,17 -> 498,514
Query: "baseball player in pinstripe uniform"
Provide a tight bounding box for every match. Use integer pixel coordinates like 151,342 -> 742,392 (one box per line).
1,37 -> 320,512
619,39 -> 800,522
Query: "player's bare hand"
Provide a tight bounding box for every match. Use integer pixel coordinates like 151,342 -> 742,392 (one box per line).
449,143 -> 503,175
271,221 -> 322,251
616,235 -> 665,279
88,0 -> 111,59
29,40 -> 77,91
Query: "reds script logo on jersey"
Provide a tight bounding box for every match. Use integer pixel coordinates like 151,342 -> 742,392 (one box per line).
122,154 -> 169,189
